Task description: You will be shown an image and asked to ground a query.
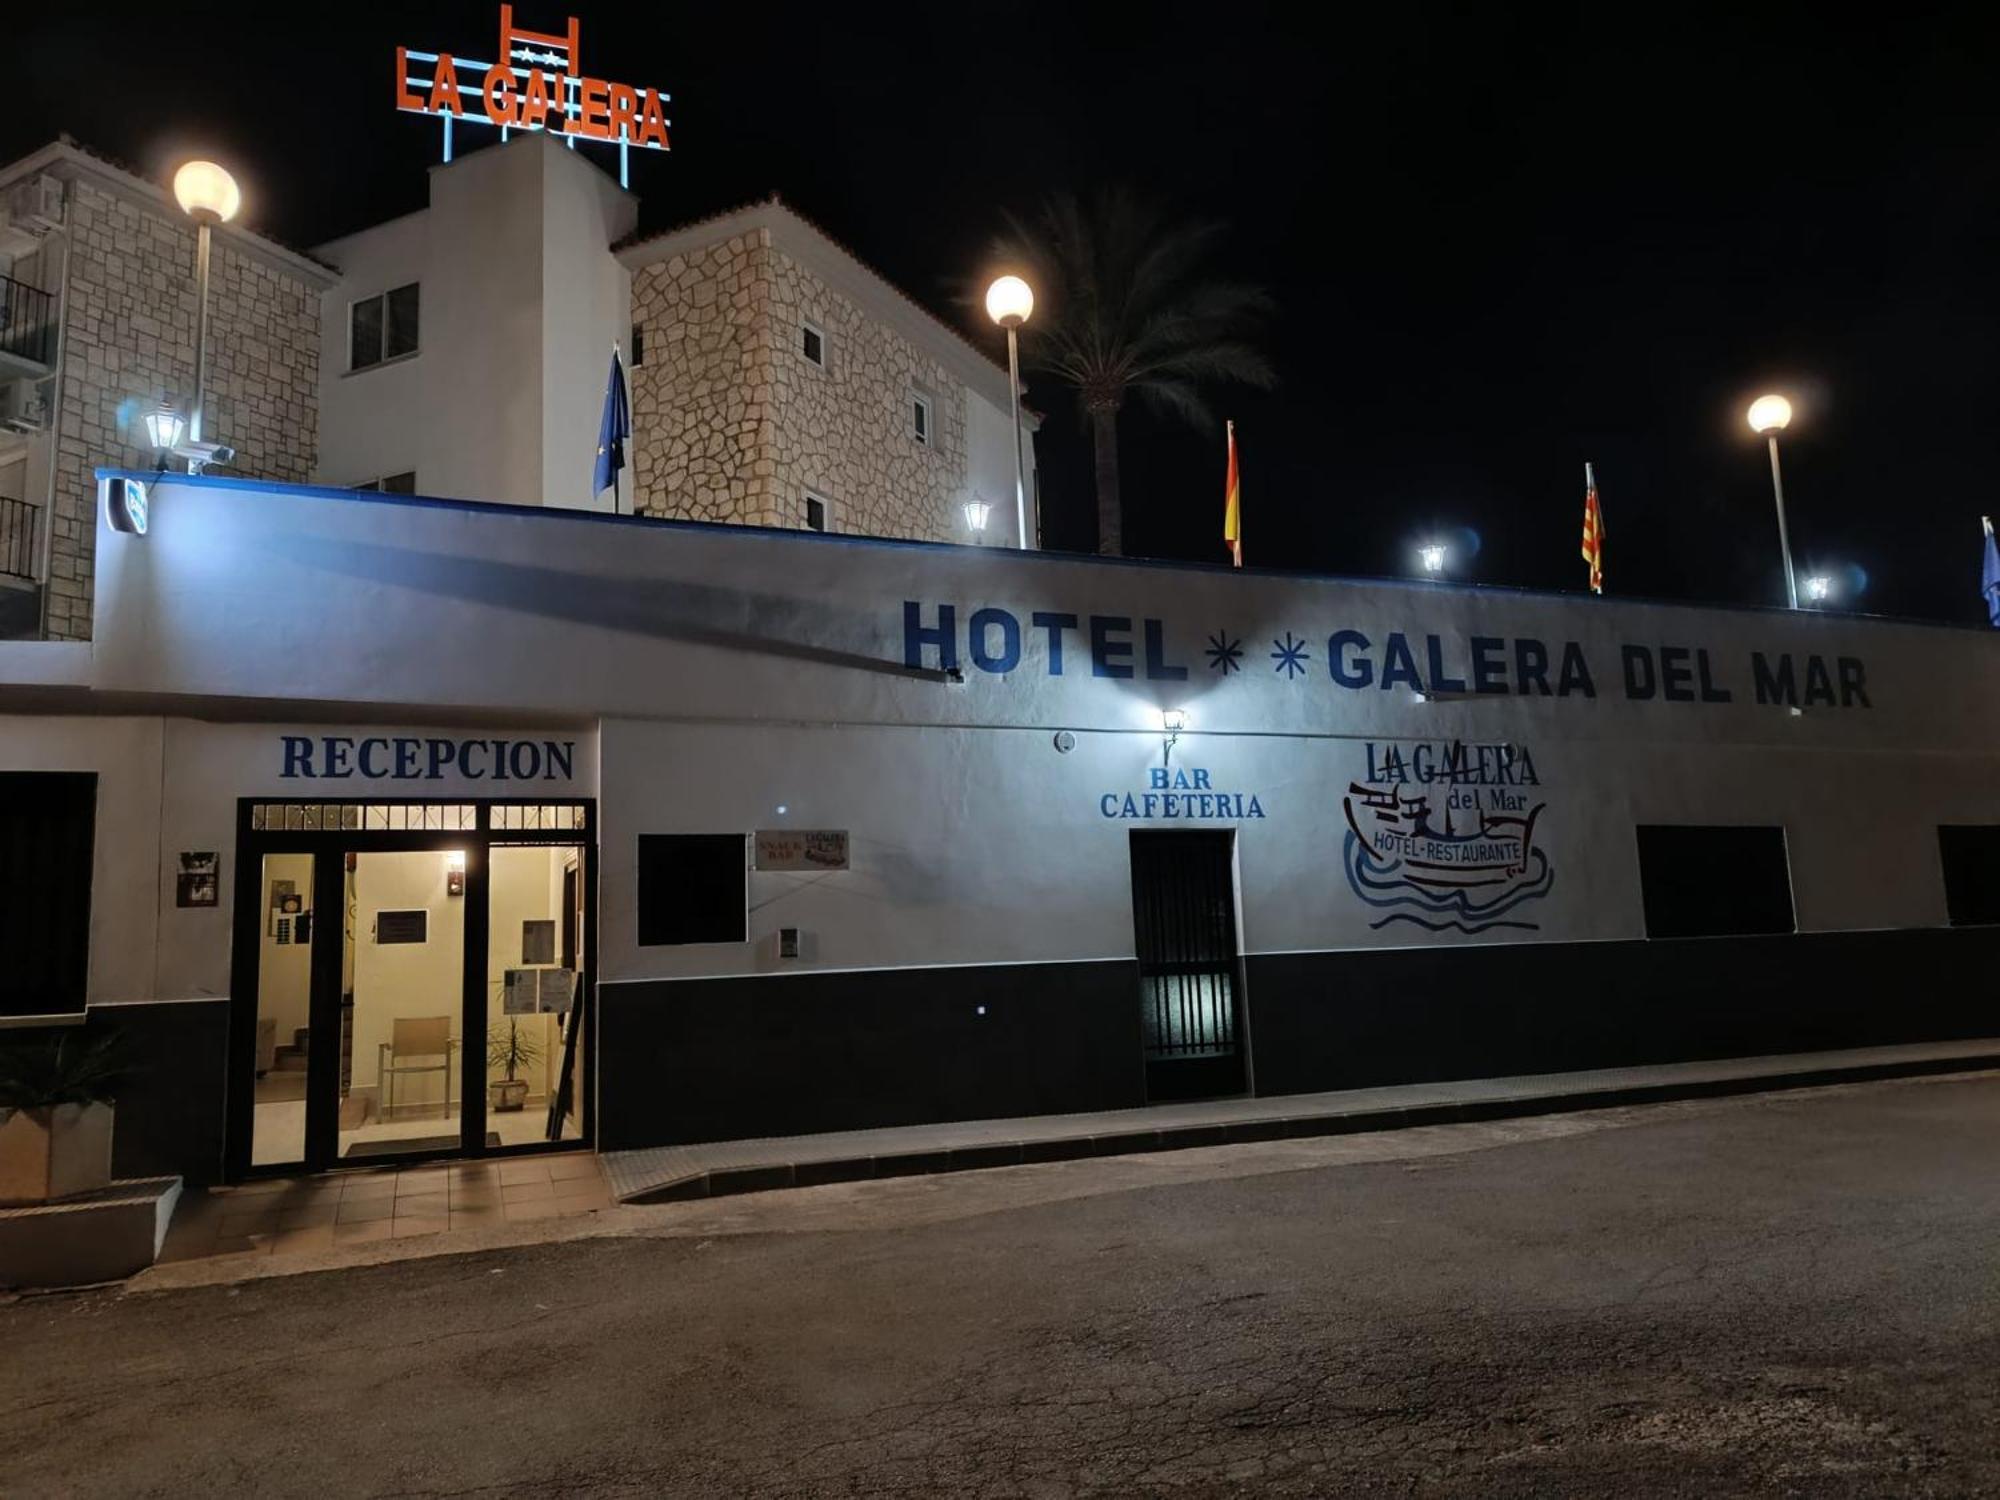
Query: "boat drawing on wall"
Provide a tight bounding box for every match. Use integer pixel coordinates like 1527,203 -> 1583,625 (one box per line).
1340,782 -> 1554,933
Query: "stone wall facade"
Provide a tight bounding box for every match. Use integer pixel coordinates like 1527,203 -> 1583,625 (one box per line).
629,232 -> 779,526
43,178 -> 321,640
763,249 -> 966,541
628,228 -> 968,540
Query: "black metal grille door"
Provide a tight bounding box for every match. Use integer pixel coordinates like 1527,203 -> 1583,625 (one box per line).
1128,830 -> 1246,1099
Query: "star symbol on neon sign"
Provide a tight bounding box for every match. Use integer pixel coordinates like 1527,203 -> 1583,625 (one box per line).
1204,631 -> 1244,674
1271,632 -> 1311,679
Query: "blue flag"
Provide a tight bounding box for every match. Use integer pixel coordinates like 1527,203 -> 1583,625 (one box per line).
593,349 -> 630,500
1984,519 -> 2000,627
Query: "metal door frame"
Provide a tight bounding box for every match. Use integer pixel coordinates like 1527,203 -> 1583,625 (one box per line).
224,797 -> 597,1179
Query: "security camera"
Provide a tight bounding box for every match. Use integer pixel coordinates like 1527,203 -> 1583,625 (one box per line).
171,439 -> 235,473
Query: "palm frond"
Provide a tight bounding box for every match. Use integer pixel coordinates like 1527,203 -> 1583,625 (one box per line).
0,1031 -> 135,1110
990,186 -> 1276,427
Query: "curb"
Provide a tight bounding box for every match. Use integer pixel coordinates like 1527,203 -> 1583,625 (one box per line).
626,1052 -> 2000,1205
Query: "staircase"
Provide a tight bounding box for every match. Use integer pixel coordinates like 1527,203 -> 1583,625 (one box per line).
272,1026 -> 310,1072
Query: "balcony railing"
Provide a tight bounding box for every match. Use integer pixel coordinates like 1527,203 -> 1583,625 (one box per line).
0,273 -> 55,370
0,495 -> 38,583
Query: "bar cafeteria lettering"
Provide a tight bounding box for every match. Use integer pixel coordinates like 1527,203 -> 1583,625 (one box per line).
280,735 -> 575,782
1101,767 -> 1265,821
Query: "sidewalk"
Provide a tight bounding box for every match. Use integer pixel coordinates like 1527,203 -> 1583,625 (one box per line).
154,1152 -> 611,1272
602,1037 -> 2000,1204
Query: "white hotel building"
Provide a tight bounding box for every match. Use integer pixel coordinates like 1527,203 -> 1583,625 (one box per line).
0,131 -> 1998,1193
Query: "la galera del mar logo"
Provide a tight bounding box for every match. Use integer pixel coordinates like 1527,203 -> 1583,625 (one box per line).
1341,740 -> 1553,934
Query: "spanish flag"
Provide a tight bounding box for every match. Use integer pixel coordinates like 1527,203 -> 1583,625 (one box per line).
1223,420 -> 1243,568
1580,462 -> 1604,594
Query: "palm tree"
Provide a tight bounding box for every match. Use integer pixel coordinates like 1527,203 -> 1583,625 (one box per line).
996,191 -> 1276,557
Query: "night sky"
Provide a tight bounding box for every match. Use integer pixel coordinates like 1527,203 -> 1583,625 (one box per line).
13,4 -> 2000,625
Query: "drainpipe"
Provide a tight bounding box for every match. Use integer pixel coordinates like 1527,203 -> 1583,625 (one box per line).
34,177 -> 74,640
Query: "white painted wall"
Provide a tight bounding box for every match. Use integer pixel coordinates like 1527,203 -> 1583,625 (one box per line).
312,208 -> 430,490
963,389 -> 1036,550
538,150 -> 635,512
91,475 -> 2000,754
596,718 -> 1995,985
0,715 -> 162,1015
313,133 -> 635,509
16,469 -> 2000,1017
0,714 -> 593,1015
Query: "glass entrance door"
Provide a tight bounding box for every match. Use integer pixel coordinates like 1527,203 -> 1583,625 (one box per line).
249,852 -> 317,1169
486,843 -> 587,1147
336,850 -> 470,1163
230,799 -> 595,1177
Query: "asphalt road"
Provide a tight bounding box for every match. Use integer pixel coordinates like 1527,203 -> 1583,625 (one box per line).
4,1074 -> 1997,1498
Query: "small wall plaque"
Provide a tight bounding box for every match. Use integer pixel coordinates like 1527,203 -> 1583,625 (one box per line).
176,851 -> 219,908
753,830 -> 849,872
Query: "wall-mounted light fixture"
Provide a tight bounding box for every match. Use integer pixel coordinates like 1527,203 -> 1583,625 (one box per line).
143,404 -> 185,456
1161,707 -> 1188,765
444,849 -> 466,898
1419,542 -> 1447,576
963,496 -> 992,537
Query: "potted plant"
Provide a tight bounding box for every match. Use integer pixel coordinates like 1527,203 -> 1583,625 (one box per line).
487,1020 -> 542,1113
0,1032 -> 130,1206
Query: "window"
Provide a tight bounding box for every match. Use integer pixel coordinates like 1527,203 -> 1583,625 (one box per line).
0,772 -> 96,1017
248,803 -> 478,832
630,323 -> 645,367
637,834 -> 747,945
801,319 -> 825,367
1635,825 -> 1795,939
803,491 -> 831,533
1939,826 -> 2000,926
353,472 -> 417,495
911,392 -> 932,446
349,283 -> 420,371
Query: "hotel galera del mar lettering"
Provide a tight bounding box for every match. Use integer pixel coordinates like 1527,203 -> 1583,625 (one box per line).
395,5 -> 671,187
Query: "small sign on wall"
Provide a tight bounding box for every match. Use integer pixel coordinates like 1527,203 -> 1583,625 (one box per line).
176,852 -> 219,908
504,968 -> 576,1015
753,830 -> 849,872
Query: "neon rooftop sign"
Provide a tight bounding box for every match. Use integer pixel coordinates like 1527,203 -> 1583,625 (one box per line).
396,5 -> 670,188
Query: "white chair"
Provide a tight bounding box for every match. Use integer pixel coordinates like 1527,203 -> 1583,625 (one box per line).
376,1016 -> 458,1118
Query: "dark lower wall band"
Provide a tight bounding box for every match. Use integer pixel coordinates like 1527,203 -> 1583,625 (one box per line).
601,928 -> 2000,1152
1245,926 -> 2000,1097
599,961 -> 1147,1150
7,1001 -> 231,1187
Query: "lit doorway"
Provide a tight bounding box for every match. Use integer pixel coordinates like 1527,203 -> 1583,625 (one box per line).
228,800 -> 594,1178
1127,830 -> 1249,1102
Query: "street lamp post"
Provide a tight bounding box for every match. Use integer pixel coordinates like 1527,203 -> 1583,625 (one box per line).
1747,393 -> 1799,609
985,275 -> 1034,551
171,161 -> 241,470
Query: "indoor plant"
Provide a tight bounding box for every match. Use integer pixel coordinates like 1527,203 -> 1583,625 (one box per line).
0,1032 -> 130,1205
487,1020 -> 542,1113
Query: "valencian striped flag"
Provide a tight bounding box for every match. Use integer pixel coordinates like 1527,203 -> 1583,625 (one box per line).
1223,420 -> 1243,568
1580,461 -> 1605,594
